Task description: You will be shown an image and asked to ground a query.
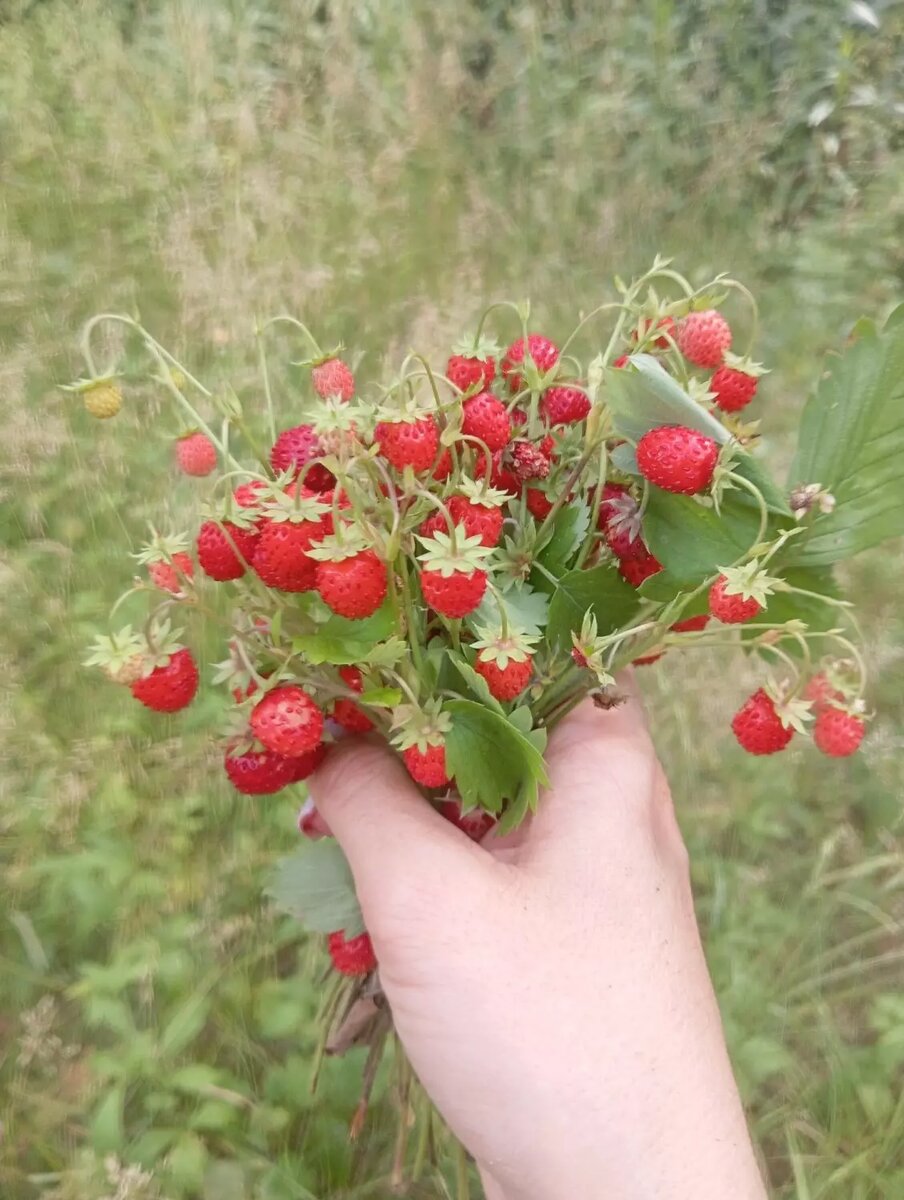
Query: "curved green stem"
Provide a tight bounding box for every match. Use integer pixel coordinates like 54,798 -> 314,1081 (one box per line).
725,470 -> 770,554
259,314 -> 323,359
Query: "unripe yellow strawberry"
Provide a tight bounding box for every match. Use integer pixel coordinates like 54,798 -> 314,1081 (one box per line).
83,381 -> 122,419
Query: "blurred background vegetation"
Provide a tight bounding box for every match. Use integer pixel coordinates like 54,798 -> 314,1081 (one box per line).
1,1 -> 903,1197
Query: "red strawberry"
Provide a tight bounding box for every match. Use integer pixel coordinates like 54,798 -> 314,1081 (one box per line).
618,547 -> 662,588
252,521 -> 319,592
677,310 -> 732,368
731,689 -> 794,755
250,685 -> 324,756
439,798 -> 496,841
632,316 -> 676,349
475,655 -> 533,701
224,747 -> 296,795
297,796 -> 332,839
270,425 -> 334,491
474,450 -> 519,495
332,665 -> 374,733
711,366 -> 758,413
420,565 -> 487,618
197,520 -> 259,581
176,432 -> 217,476
596,482 -> 631,525
316,550 -> 387,619
375,416 -> 439,473
511,441 -> 550,481
432,447 -> 454,481
613,354 -> 630,368
501,334 -> 560,392
541,385 -> 590,426
312,357 -> 355,401
131,647 -> 199,712
813,707 -> 865,758
633,652 -> 663,666
462,392 -> 511,452
148,552 -> 194,594
233,480 -> 268,509
636,425 -> 720,494
447,354 -> 495,393
709,575 -> 762,624
403,743 -> 450,788
803,673 -> 845,712
328,930 -> 376,976
422,495 -> 504,548
288,742 -> 329,780
525,487 -> 554,520
671,613 -> 710,634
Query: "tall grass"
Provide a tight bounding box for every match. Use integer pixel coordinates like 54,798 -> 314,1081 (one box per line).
1,2 -> 903,1197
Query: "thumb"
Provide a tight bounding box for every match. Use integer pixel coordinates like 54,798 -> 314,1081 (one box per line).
308,738 -> 478,913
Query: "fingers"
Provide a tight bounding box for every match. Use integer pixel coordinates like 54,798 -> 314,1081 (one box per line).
308,738 -> 478,911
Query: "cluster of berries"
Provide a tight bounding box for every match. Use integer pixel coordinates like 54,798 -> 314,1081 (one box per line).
79,267 -> 870,978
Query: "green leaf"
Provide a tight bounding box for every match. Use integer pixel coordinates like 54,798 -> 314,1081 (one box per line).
204,1161 -> 247,1200
167,1132 -> 209,1191
358,686 -> 402,707
497,789 -> 531,835
471,579 -> 549,635
445,700 -> 548,813
291,633 -> 372,666
447,654 -> 506,714
160,992 -> 211,1058
267,841 -> 364,937
729,451 -> 793,517
319,601 -> 396,642
787,322 -> 904,565
546,563 -> 640,650
741,566 -> 842,646
91,1085 -> 125,1154
536,500 -> 590,576
605,355 -> 728,445
643,491 -> 764,584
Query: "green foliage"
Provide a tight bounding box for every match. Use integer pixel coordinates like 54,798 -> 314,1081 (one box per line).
643,492 -> 765,585
546,563 -> 640,650
268,842 -> 365,938
445,699 -> 548,813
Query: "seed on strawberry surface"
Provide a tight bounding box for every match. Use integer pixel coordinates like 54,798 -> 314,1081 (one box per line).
525,487 -> 554,520
420,567 -> 486,618
403,743 -> 450,788
501,334 -> 560,392
224,747 -> 297,795
461,392 -> 512,452
475,655 -> 533,701
252,521 -> 319,592
711,365 -> 758,413
709,575 -> 762,624
618,547 -> 662,587
328,930 -> 377,976
375,415 -> 440,473
676,310 -> 732,368
270,424 -> 334,490
148,552 -> 194,594
316,550 -> 387,619
540,385 -> 590,426
131,647 -> 199,713
731,689 -> 794,755
312,356 -> 355,401
250,685 -> 324,757
636,425 -> 720,494
175,431 -> 217,476
812,707 -> 865,757
446,354 -> 495,393
197,520 -> 259,581
331,665 -> 375,734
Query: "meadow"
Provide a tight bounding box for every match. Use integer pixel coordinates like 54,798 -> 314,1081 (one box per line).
1,2 -> 903,1197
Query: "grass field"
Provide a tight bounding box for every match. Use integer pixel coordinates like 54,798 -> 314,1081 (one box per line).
1,2 -> 903,1197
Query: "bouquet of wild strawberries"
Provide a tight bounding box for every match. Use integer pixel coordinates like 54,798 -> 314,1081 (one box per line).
71,259 -> 903,1179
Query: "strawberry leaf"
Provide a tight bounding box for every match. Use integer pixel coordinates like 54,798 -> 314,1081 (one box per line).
643,491 -> 765,584
447,655 -> 506,714
605,355 -> 729,444
471,580 -> 549,635
787,317 -> 904,565
291,633 -> 373,666
266,842 -> 365,937
536,500 -> 591,577
445,700 -> 548,814
546,563 -> 640,650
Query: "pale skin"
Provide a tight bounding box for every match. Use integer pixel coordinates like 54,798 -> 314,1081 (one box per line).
309,675 -> 768,1200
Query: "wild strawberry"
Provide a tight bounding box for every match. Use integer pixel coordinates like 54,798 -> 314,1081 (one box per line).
297,796 -> 332,839
612,354 -> 630,369
462,392 -> 511,453
420,566 -> 487,618
501,334 -> 560,392
636,425 -> 720,494
252,521 -> 320,592
423,495 -> 504,548
131,647 -> 199,713
474,449 -> 519,495
677,310 -> 732,368
288,742 -> 329,780
813,707 -> 865,757
312,356 -> 355,401
403,743 -> 450,788
233,480 -> 268,509
224,747 -> 296,795
316,549 -> 387,619
270,425 -> 334,491
731,689 -> 794,755
475,655 -> 533,701
447,354 -> 495,393
632,316 -> 676,349
82,380 -> 122,419
709,575 -> 762,624
197,520 -> 259,581
147,552 -> 194,594
671,613 -> 710,633
332,666 -> 374,733
439,798 -> 496,841
598,485 -> 645,561
250,685 -> 324,757
711,366 -> 758,413
175,432 -> 217,477
375,415 -> 440,473
618,547 -> 662,587
541,385 -> 590,426
804,673 -> 845,712
511,441 -> 550,481
525,488 -> 554,520
328,930 -> 377,976
432,447 -> 454,481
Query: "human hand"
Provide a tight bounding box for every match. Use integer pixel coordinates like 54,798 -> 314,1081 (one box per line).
309,676 -> 767,1200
